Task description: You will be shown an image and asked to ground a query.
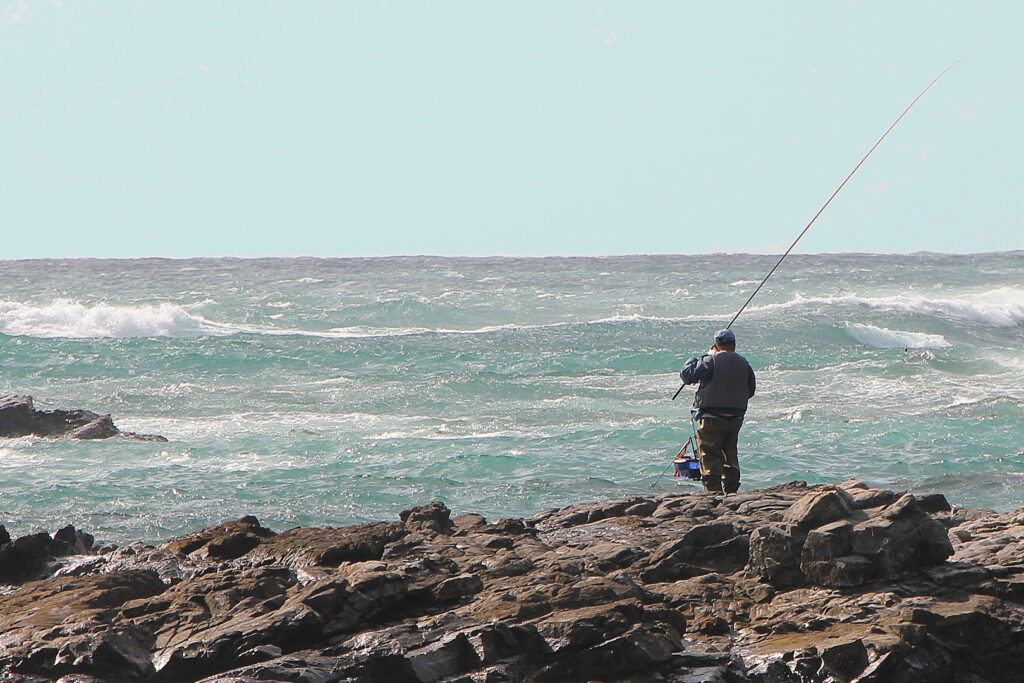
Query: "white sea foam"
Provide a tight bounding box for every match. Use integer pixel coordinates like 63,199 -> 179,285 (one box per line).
11,287 -> 1011,343
244,312 -> 699,340
323,324 -> 516,338
323,315 -> 695,339
748,287 -> 1024,327
0,303 -> 564,340
847,324 -> 952,349
0,300 -> 216,338
373,429 -> 528,441
589,314 -> 678,324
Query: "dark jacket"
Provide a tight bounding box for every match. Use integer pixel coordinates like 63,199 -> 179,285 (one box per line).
680,350 -> 756,420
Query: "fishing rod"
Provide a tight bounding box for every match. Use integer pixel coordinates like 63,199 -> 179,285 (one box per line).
650,437 -> 692,488
671,58 -> 964,403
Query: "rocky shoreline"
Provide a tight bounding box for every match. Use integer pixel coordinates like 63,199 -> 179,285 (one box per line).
1,480 -> 1022,682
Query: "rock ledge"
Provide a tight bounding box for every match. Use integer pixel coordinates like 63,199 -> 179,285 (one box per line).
0,479 -> 1022,682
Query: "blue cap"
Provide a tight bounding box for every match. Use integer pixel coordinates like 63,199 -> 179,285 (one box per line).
714,329 -> 736,345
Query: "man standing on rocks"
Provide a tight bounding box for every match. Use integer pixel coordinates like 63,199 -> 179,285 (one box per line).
680,329 -> 756,494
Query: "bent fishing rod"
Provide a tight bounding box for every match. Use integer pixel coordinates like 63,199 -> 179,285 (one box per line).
671,59 -> 964,402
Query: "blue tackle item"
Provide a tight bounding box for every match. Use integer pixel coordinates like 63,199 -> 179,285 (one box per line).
653,436 -> 698,488
673,455 -> 702,480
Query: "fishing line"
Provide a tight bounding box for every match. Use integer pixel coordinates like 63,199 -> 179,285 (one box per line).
671,59 -> 964,403
723,58 -> 965,331
650,436 -> 692,488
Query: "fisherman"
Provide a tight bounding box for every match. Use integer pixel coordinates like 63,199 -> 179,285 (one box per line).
680,329 -> 756,494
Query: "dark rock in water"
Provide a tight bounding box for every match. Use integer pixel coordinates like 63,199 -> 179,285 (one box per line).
0,524 -> 95,583
0,394 -> 167,441
0,480 -> 1022,682
0,532 -> 54,583
64,414 -> 120,439
52,524 -> 95,556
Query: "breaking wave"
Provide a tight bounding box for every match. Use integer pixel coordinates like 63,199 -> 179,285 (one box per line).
747,287 -> 1024,327
10,288 -> 1016,342
0,301 -> 215,338
846,324 -> 952,349
0,301 -> 694,340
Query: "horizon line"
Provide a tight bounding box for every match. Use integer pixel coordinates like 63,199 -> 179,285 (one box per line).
1,248 -> 1022,262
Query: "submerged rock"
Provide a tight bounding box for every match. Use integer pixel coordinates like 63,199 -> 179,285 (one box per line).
0,394 -> 167,441
0,481 -> 1022,681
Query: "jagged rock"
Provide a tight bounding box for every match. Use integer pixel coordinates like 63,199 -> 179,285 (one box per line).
820,638 -> 869,680
64,415 -> 119,440
0,570 -> 165,678
52,526 -> 95,556
248,521 -> 407,568
406,633 -> 481,682
747,490 -> 954,589
400,502 -> 455,534
162,515 -> 276,560
535,624 -> 678,681
463,622 -> 550,664
782,488 -> 857,530
0,482 -> 1022,682
747,524 -> 805,587
96,542 -> 212,585
642,520 -> 750,582
434,573 -> 484,600
847,494 -> 954,580
452,513 -> 488,532
0,394 -> 167,441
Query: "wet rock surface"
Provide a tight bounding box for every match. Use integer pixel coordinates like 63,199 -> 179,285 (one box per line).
1,479 -> 1022,681
0,395 -> 167,442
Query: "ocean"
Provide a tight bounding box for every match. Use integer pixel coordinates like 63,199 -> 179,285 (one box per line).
1,253 -> 1022,545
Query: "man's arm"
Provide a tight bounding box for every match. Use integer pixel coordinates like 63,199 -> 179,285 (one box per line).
747,364 -> 756,398
681,355 -> 713,385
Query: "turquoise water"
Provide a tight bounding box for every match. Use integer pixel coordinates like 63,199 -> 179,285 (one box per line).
1,254 -> 1022,544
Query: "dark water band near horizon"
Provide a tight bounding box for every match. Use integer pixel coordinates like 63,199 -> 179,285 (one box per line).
1,252 -> 1022,545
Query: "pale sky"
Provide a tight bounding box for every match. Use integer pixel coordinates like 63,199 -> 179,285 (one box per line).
2,1 -> 1021,258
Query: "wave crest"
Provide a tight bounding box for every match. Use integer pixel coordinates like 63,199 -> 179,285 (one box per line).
0,300 -> 211,338
748,287 -> 1024,327
847,324 -> 952,349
